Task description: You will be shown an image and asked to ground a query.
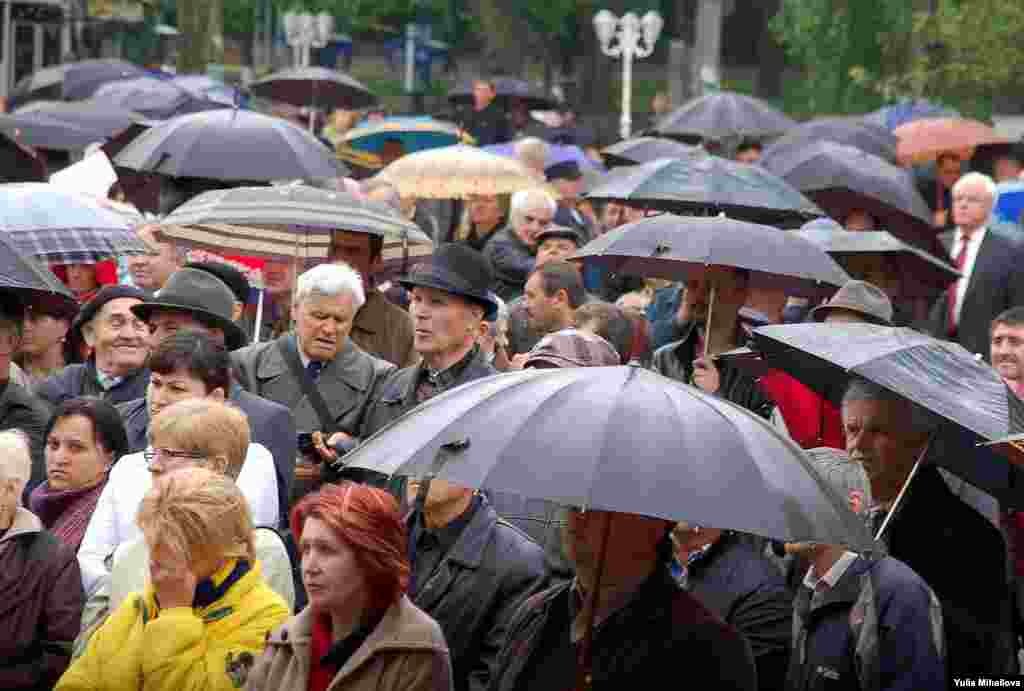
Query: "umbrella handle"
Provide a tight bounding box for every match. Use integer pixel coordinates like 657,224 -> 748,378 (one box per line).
576,511 -> 612,691
704,282 -> 717,361
253,288 -> 265,344
874,433 -> 933,542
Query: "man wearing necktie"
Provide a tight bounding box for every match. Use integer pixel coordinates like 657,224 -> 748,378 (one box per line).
233,263 -> 396,503
927,172 -> 1024,360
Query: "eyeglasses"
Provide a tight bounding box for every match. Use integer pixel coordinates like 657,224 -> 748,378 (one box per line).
144,447 -> 206,470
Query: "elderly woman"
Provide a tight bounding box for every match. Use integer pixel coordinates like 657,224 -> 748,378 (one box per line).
29,398 -> 127,550
0,430 -> 84,690
484,188 -> 557,301
246,482 -> 451,691
456,194 -> 509,251
57,468 -> 289,691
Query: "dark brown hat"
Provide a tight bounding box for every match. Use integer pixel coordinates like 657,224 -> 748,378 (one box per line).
810,280 -> 893,326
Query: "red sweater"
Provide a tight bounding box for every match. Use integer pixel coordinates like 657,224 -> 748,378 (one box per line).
759,370 -> 844,450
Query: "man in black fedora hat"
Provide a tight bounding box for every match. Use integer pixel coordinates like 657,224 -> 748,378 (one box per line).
118,268 -> 298,527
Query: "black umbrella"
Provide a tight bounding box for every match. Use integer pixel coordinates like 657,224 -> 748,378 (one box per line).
760,141 -> 935,251
8,59 -> 149,109
346,366 -> 874,549
600,136 -> 704,168
761,117 -> 898,162
584,156 -> 823,228
796,227 -> 960,299
0,132 -> 48,182
92,77 -> 227,120
571,214 -> 849,300
652,91 -> 796,142
112,109 -> 345,182
447,77 -> 557,111
751,322 -> 1024,509
250,67 -> 377,111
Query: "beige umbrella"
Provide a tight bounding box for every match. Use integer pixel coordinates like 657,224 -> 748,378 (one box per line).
378,144 -> 553,199
894,117 -> 1008,165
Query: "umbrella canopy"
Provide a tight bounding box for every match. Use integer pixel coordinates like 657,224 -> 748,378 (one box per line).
795,228 -> 960,298
584,156 -> 823,228
0,183 -> 150,263
447,77 -> 557,111
378,144 -> 543,199
250,67 -> 377,110
0,227 -> 75,306
93,77 -> 227,120
112,109 -> 345,182
894,117 -> 1008,165
760,141 -> 935,250
600,136 -> 703,168
8,59 -> 149,109
0,112 -> 104,152
571,214 -> 849,296
172,75 -> 243,107
157,184 -> 431,262
865,99 -> 959,132
761,117 -> 898,162
341,116 -> 472,155
13,100 -> 148,140
652,91 -> 797,142
482,142 -> 605,173
750,322 -> 1024,507
345,366 -> 874,550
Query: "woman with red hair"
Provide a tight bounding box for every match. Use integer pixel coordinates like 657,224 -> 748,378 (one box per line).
246,482 -> 452,691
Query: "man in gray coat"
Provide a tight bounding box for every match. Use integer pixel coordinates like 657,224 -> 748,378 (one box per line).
233,262 -> 395,502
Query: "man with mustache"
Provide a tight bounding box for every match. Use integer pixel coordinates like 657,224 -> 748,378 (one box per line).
36,286 -> 151,408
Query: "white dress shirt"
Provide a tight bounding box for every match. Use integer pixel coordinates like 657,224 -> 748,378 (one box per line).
949,226 -> 986,326
77,443 -> 279,594
802,550 -> 859,595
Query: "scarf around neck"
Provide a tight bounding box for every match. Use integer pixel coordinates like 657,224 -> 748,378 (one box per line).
29,471 -> 109,550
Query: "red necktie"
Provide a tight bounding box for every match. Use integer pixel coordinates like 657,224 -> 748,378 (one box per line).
947,236 -> 970,336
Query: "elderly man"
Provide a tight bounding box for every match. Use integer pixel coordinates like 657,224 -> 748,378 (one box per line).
126,224 -> 186,295
546,160 -> 594,243
783,447 -> 945,690
926,172 -> 1024,359
233,263 -> 395,501
491,505 -> 756,690
36,286 -> 150,408
652,267 -> 775,420
484,189 -> 556,301
329,228 -> 417,367
841,377 -> 1012,675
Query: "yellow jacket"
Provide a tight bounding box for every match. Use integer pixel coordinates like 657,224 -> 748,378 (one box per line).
57,559 -> 288,691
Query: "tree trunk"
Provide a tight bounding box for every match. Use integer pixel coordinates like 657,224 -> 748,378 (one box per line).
756,0 -> 785,100
177,0 -> 223,74
471,0 -> 527,76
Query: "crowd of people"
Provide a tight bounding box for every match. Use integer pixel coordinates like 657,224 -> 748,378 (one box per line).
2,72 -> 1024,691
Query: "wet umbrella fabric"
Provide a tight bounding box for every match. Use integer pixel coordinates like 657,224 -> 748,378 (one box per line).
343,116 -> 470,154
760,141 -> 935,250
652,91 -> 796,142
894,117 -> 1007,165
584,156 -> 823,228
112,109 -> 345,182
447,77 -> 557,111
345,366 -> 875,551
173,75 -> 243,107
600,136 -> 703,168
865,99 -> 959,132
761,117 -> 898,162
795,228 -> 960,298
571,214 -> 848,297
0,183 -> 150,263
0,113 -> 100,152
250,67 -> 377,110
0,225 -> 75,300
92,77 -> 226,120
751,322 -> 1024,507
13,100 -> 148,139
8,59 -> 149,108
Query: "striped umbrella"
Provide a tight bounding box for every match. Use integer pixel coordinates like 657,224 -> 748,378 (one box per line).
156,184 -> 432,263
0,183 -> 150,263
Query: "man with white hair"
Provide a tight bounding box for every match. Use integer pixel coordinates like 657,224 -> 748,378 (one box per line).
513,137 -> 549,180
484,188 -> 556,301
927,171 -> 1024,360
233,262 -> 396,501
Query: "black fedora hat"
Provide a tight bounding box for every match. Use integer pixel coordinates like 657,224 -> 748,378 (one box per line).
399,243 -> 500,320
132,268 -> 247,350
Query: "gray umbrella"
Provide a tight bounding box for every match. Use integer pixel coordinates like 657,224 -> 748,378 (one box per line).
600,136 -> 703,168
584,155 -> 823,228
250,67 -> 377,110
760,141 -> 936,251
652,91 -> 797,142
92,77 -> 227,120
751,322 -> 1024,508
13,100 -> 148,139
112,109 -> 345,182
345,366 -> 875,550
7,59 -> 148,109
761,117 -> 898,162
796,227 -> 960,299
157,184 -> 431,261
571,214 -> 849,297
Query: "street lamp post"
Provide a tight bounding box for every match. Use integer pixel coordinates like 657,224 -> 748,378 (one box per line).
593,10 -> 664,141
283,10 -> 334,69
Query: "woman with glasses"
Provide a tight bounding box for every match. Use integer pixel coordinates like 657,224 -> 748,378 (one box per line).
58,467 -> 290,691
78,331 -> 279,594
29,398 -> 128,551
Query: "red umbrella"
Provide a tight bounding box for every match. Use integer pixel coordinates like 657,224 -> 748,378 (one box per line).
895,117 -> 1007,165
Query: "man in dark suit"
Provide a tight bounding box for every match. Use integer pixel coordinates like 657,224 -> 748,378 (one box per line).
927,172 -> 1024,360
546,160 -> 595,244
